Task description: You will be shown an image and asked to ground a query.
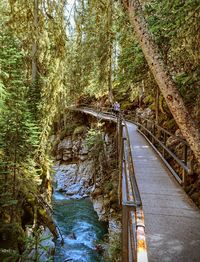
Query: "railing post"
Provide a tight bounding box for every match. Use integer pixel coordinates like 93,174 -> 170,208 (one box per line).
138,116 -> 141,131
162,132 -> 166,158
182,144 -> 188,188
117,116 -> 120,159
152,123 -> 156,144
122,205 -> 129,262
118,117 -> 123,206
145,119 -> 147,133
136,208 -> 148,262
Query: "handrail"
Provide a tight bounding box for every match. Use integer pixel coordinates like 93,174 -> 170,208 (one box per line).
125,114 -> 191,187
136,115 -> 188,145
119,114 -> 148,262
122,116 -> 142,206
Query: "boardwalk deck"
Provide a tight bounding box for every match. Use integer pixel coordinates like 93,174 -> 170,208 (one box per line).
127,122 -> 200,262
77,108 -> 200,261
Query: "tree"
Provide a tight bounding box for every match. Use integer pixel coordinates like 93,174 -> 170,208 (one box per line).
122,0 -> 200,163
0,7 -> 41,256
0,0 -> 64,256
65,0 -> 116,103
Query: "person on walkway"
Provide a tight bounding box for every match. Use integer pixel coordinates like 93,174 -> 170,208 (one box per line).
113,101 -> 120,115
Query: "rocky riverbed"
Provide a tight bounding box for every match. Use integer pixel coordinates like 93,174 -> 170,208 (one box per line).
52,123 -> 122,260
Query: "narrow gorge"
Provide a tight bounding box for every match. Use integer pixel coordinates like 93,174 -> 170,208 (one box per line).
51,111 -> 121,261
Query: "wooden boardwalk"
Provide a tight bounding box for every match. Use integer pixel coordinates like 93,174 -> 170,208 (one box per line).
127,122 -> 200,262
76,108 -> 200,261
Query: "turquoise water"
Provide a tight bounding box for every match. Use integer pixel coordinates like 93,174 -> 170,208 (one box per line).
53,192 -> 107,262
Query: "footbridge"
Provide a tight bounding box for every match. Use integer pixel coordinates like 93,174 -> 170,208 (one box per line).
71,106 -> 200,262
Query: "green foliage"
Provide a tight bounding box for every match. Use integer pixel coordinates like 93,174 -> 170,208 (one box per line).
0,0 -> 199,258
145,0 -> 200,108
0,0 -> 66,257
59,124 -> 78,140
104,232 -> 121,262
85,128 -> 103,149
65,0 -> 116,100
73,125 -> 88,137
0,8 -> 40,209
104,181 -> 114,193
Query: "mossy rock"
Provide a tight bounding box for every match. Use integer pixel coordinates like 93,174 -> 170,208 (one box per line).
73,125 -> 88,136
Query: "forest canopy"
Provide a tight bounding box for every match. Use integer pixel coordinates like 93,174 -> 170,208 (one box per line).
0,0 -> 200,260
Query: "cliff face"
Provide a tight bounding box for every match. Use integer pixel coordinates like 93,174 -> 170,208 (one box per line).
54,134 -> 95,198
53,117 -> 122,259
53,124 -> 118,220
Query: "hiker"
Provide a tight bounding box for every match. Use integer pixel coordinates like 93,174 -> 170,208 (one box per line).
113,101 -> 120,115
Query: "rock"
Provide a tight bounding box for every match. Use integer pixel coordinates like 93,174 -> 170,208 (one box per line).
63,150 -> 72,161
82,194 -> 88,198
76,160 -> 94,181
56,153 -> 62,160
57,137 -> 74,161
79,141 -> 89,155
54,164 -> 78,192
38,228 -> 55,261
92,196 -> 106,220
58,188 -> 65,193
91,188 -> 102,198
58,137 -> 72,150
136,108 -> 154,120
104,133 -> 109,144
53,157 -> 95,199
108,219 -> 121,235
72,138 -> 82,157
85,186 -> 93,194
65,184 -> 82,195
68,232 -> 76,240
79,154 -> 88,161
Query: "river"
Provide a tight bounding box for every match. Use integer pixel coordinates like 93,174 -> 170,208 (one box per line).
53,192 -> 107,262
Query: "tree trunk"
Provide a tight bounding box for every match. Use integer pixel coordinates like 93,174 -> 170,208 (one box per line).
155,86 -> 159,124
108,0 -> 114,105
122,0 -> 200,163
32,0 -> 38,83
